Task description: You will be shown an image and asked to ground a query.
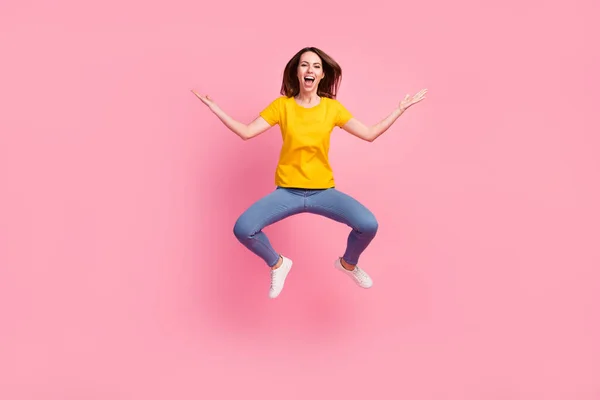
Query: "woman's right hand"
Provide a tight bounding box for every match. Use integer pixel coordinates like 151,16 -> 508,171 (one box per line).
191,89 -> 216,109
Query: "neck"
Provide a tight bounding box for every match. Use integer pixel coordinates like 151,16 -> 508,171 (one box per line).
295,91 -> 319,103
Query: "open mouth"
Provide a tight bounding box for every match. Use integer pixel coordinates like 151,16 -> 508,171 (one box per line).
304,76 -> 315,84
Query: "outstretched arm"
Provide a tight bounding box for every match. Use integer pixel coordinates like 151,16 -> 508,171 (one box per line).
341,89 -> 427,142
191,90 -> 272,141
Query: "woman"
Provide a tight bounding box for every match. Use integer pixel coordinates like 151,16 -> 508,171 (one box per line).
192,47 -> 426,299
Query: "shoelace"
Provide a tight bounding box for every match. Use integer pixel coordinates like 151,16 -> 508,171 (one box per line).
270,268 -> 282,286
352,267 -> 368,281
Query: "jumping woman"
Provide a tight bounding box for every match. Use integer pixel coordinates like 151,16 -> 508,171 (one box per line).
192,47 -> 427,298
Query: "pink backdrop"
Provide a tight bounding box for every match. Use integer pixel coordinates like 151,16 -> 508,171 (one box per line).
2,0 -> 599,398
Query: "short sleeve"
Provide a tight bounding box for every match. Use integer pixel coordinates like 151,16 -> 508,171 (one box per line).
335,100 -> 353,127
259,97 -> 282,126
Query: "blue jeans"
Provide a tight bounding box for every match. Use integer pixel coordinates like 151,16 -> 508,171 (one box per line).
233,187 -> 378,267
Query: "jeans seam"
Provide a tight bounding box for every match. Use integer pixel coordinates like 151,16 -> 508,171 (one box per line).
247,234 -> 280,266
307,204 -> 360,232
247,208 -> 299,266
248,207 -> 298,236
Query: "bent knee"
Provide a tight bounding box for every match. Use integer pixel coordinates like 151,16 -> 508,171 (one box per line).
233,217 -> 253,241
358,215 -> 379,236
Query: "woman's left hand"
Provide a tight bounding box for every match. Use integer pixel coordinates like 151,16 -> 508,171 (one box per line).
399,89 -> 427,111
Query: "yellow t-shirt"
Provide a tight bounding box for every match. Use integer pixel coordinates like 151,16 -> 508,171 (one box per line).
259,96 -> 353,189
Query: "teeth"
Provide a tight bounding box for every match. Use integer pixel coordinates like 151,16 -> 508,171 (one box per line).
305,76 -> 315,80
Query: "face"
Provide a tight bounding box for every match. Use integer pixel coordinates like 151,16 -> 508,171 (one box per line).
296,51 -> 325,94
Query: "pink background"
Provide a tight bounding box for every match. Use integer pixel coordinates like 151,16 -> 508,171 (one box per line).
1,0 -> 599,398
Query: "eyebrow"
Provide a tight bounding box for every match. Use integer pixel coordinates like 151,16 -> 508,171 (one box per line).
300,61 -> 321,65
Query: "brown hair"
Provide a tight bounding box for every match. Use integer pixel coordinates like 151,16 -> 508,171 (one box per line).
280,47 -> 343,99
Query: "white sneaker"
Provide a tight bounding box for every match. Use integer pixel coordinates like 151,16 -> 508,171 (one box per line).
334,258 -> 373,288
269,255 -> 293,298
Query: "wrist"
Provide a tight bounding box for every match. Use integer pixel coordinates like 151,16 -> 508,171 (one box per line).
209,103 -> 220,114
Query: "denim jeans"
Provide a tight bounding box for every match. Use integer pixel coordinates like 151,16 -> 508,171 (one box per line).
233,187 -> 378,267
